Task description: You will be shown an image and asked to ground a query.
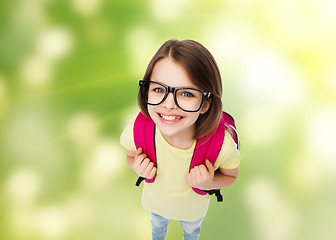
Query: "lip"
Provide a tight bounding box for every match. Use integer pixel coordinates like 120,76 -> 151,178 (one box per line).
157,112 -> 184,124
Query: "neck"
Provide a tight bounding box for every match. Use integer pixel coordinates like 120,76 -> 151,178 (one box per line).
164,135 -> 195,149
161,128 -> 195,150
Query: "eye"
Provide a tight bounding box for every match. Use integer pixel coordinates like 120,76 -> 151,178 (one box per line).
181,91 -> 194,98
153,87 -> 165,94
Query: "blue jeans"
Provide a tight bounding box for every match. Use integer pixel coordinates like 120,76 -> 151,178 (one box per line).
150,212 -> 204,240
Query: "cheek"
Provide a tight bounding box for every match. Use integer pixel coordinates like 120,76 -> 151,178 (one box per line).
187,113 -> 201,124
147,106 -> 155,118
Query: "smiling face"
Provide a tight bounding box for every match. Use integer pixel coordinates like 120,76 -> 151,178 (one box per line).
147,57 -> 210,148
138,40 -> 223,140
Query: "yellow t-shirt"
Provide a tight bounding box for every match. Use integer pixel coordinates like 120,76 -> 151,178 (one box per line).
120,116 -> 240,221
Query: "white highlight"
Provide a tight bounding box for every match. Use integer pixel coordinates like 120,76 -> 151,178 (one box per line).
21,27 -> 73,87
81,140 -> 124,188
318,0 -> 336,28
21,55 -> 52,86
37,28 -> 73,61
35,206 -> 69,239
241,50 -> 306,109
324,65 -> 336,96
5,168 -> 41,205
150,0 -> 188,22
207,22 -> 257,66
126,26 -> 158,76
91,140 -> 124,177
306,108 -> 336,167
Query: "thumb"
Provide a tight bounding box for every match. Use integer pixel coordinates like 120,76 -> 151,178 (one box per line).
205,160 -> 214,171
135,147 -> 143,158
136,147 -> 142,154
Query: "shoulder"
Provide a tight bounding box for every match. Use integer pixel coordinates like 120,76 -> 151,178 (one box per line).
214,130 -> 240,170
223,129 -> 239,153
119,113 -> 138,151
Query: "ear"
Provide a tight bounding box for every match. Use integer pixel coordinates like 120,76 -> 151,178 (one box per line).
200,98 -> 212,114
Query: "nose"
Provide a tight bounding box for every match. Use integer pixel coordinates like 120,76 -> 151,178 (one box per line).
161,92 -> 177,109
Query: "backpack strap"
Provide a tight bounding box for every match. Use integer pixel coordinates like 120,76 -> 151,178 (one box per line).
133,112 -> 157,185
222,111 -> 240,150
190,113 -> 225,202
190,111 -> 240,202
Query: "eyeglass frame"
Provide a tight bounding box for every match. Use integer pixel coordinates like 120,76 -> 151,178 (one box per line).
139,80 -> 212,112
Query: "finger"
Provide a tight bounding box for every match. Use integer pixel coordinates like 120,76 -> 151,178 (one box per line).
133,155 -> 142,169
143,161 -> 154,177
195,166 -> 203,178
135,147 -> 147,162
205,160 -> 213,169
138,158 -> 150,173
135,147 -> 142,157
134,153 -> 147,167
147,166 -> 157,179
205,160 -> 214,174
198,164 -> 207,176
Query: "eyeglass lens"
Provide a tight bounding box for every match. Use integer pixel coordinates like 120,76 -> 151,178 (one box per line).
141,81 -> 204,112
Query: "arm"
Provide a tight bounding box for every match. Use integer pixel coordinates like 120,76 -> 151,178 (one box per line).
187,160 -> 238,190
210,167 -> 238,189
126,147 -> 156,179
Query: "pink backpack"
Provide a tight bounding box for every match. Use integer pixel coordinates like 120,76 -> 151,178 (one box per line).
133,111 -> 240,202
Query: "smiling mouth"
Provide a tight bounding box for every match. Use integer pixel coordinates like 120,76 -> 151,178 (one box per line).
158,113 -> 183,121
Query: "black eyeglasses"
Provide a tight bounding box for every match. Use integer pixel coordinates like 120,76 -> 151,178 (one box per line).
139,80 -> 211,112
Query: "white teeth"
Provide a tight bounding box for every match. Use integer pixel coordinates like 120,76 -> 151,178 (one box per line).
159,114 -> 182,121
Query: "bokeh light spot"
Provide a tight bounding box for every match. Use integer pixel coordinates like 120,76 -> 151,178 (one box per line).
35,206 -> 70,239
126,26 -> 158,76
241,50 -> 306,108
150,0 -> 188,22
37,27 -> 73,61
81,140 -> 124,189
21,55 -> 52,86
66,112 -> 99,148
5,168 -> 41,205
71,0 -> 102,17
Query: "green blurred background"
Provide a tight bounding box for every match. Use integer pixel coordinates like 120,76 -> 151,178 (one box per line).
1,0 -> 336,239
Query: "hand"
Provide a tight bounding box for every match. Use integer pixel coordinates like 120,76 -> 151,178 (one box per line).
187,160 -> 214,190
132,147 -> 156,179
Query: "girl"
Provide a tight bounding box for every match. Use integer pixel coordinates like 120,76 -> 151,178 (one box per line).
120,39 -> 240,240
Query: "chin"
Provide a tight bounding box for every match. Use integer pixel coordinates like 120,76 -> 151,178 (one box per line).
148,105 -> 200,134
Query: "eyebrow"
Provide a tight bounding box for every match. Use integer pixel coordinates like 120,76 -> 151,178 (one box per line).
150,79 -> 198,89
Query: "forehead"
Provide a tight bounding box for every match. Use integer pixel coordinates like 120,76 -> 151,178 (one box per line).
150,58 -> 197,88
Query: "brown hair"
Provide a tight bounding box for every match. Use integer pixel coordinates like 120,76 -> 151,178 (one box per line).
137,39 -> 223,139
